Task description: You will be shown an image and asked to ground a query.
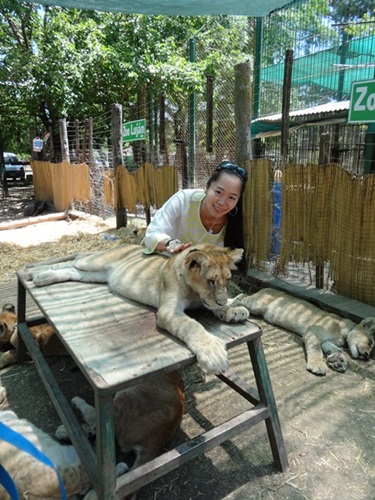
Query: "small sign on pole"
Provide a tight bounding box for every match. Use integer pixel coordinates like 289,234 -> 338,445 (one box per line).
33,137 -> 44,152
348,79 -> 375,123
123,119 -> 146,142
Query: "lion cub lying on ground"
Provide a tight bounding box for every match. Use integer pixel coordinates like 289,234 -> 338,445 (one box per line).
0,304 -> 67,369
0,371 -> 185,499
30,243 -> 248,375
0,408 -> 90,499
0,304 -> 17,366
228,288 -> 375,375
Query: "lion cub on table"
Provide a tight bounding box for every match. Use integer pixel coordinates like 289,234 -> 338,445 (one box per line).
30,243 -> 248,375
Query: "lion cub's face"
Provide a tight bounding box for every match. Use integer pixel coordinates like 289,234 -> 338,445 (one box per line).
184,246 -> 244,310
355,317 -> 375,360
0,304 -> 17,345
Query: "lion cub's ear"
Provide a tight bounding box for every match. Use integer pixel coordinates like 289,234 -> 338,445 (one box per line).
360,317 -> 375,335
226,248 -> 244,269
185,250 -> 208,270
2,303 -> 15,314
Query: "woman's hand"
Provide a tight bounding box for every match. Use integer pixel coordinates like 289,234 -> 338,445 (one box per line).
164,239 -> 192,254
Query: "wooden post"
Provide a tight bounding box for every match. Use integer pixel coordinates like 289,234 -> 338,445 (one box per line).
318,132 -> 330,165
59,118 -> 70,162
112,103 -> 127,228
0,131 -> 9,197
49,125 -> 54,161
88,117 -> 94,168
159,94 -> 168,164
83,118 -> 88,163
88,117 -> 103,217
234,61 -> 252,164
188,37 -> 196,187
75,119 -> 80,163
206,75 -> 214,153
315,132 -> 330,289
30,126 -> 37,161
280,49 -> 294,165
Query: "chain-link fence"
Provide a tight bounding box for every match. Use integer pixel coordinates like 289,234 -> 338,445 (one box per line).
254,0 -> 375,173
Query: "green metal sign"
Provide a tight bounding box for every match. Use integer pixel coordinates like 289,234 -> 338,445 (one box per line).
123,119 -> 146,141
348,80 -> 375,123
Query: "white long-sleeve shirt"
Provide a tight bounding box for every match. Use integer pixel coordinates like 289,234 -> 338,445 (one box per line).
143,189 -> 226,254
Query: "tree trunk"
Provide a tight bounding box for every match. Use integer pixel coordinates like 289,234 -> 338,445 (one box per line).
234,61 -> 252,164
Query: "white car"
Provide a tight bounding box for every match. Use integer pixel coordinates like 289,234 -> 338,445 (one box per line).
3,152 -> 26,182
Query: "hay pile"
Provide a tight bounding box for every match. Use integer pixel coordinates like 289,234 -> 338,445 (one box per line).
0,224 -> 144,285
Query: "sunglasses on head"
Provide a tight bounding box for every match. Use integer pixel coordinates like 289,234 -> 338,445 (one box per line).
216,161 -> 248,181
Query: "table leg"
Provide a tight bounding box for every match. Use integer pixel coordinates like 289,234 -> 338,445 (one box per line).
16,277 -> 27,363
247,337 -> 289,472
95,392 -> 117,499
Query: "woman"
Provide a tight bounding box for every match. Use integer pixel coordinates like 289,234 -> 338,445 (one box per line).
143,161 -> 248,256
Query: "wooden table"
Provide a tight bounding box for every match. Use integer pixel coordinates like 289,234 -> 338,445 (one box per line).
17,268 -> 288,499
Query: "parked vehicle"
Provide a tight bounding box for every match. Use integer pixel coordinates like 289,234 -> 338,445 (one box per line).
3,152 -> 26,182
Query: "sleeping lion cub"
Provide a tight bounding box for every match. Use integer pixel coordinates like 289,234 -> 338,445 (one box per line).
0,304 -> 17,368
227,288 -> 375,375
0,304 -> 67,369
0,371 -> 185,499
0,408 -> 90,499
30,243 -> 248,375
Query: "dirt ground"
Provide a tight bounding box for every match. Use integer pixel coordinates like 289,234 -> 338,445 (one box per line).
1,182 -> 375,500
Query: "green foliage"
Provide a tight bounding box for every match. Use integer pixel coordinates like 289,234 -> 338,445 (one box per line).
0,4 -> 252,154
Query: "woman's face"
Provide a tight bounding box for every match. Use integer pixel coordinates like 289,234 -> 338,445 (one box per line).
204,172 -> 242,218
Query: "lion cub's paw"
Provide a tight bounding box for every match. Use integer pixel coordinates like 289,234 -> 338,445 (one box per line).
306,359 -> 328,376
215,306 -> 249,323
71,396 -> 96,432
32,270 -> 58,287
326,352 -> 347,373
116,462 -> 129,476
55,424 -> 69,441
0,351 -> 17,369
195,336 -> 228,375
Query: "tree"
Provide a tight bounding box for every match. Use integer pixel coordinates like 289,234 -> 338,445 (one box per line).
0,3 -> 253,155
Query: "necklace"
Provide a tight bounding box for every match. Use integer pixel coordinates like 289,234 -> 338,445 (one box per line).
200,208 -> 226,234
196,213 -> 226,245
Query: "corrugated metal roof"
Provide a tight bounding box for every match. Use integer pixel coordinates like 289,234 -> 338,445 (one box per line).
254,100 -> 350,123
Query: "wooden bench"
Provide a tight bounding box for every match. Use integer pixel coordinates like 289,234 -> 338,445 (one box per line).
16,268 -> 288,499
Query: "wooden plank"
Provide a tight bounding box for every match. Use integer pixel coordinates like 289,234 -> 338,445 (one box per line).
217,370 -> 260,405
0,212 -> 67,231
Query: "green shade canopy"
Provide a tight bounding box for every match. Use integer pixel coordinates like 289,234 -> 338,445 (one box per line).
262,35 -> 375,96
26,0 -> 295,17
